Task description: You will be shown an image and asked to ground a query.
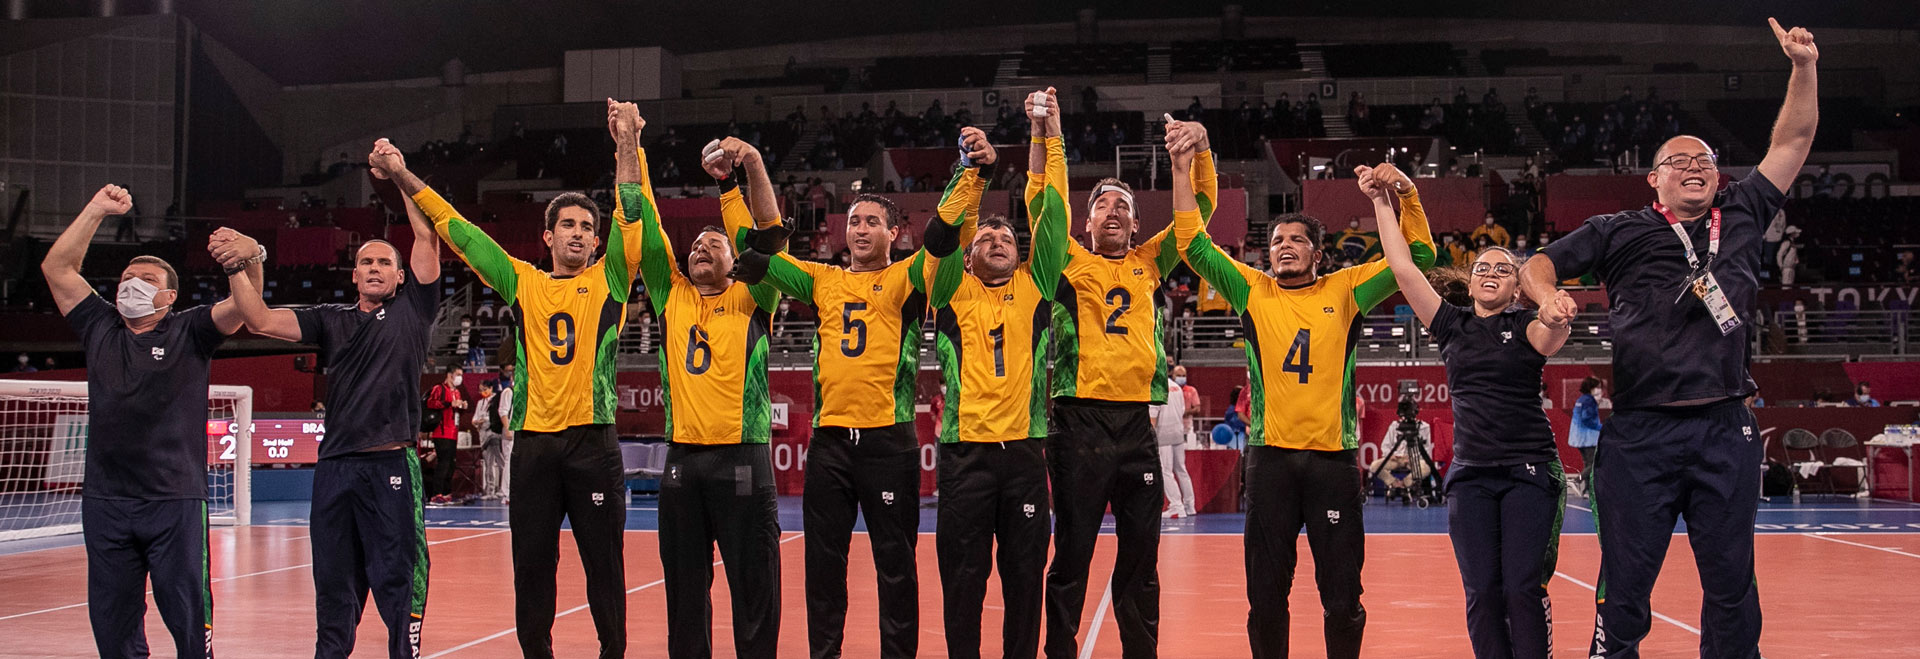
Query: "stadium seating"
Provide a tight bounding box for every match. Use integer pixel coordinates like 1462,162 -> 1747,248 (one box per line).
868,55 -> 1000,90
1018,42 -> 1147,77
1170,38 -> 1302,73
1319,43 -> 1461,78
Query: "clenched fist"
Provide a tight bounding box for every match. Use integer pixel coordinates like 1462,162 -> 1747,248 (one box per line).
86,185 -> 133,216
960,126 -> 997,166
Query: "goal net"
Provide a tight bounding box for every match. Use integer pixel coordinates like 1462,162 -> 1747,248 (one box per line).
0,379 -> 252,542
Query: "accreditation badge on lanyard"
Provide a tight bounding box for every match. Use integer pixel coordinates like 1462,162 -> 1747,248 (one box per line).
1653,202 -> 1742,336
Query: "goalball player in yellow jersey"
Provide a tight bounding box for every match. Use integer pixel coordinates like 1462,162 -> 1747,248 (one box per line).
921,89 -> 1068,659
413,101 -> 650,659
1170,132 -> 1435,659
642,131 -> 790,658
720,126 -> 991,657
1033,91 -> 1218,657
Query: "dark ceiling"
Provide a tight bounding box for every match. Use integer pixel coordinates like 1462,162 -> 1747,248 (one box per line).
20,0 -> 1914,85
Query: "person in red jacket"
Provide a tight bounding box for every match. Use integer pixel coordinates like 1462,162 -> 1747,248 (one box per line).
425,367 -> 466,505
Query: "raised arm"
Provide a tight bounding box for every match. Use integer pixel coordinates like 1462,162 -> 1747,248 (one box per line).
1170,145 -> 1259,313
1022,86 -> 1067,256
368,139 -> 440,282
377,139 -> 524,303
606,100 -> 655,301
41,186 -> 128,315
1357,164 -> 1442,325
915,130 -> 994,301
217,244 -> 302,341
1023,92 -> 1069,295
1142,117 -> 1218,274
918,171 -> 983,310
1348,164 -> 1436,313
1756,18 -> 1819,193
206,228 -> 267,335
629,166 -> 680,316
1024,86 -> 1061,201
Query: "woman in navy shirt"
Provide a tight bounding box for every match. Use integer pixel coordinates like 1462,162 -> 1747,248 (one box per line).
1359,163 -> 1573,658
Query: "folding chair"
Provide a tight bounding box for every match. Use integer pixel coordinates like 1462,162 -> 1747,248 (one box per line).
1820,428 -> 1868,497
1781,428 -> 1826,497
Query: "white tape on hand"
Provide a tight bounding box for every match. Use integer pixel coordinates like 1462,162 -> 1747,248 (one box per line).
1030,91 -> 1050,117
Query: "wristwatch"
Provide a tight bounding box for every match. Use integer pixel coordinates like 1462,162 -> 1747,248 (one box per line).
225,246 -> 267,276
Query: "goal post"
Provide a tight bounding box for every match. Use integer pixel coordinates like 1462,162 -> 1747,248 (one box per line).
0,379 -> 253,542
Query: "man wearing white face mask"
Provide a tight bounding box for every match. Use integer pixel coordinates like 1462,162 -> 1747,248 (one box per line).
41,184 -> 260,659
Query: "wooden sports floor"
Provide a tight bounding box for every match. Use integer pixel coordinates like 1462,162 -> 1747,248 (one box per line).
3,498 -> 1918,658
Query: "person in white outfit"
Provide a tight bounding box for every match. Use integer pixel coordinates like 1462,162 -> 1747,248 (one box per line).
1776,226 -> 1801,285
1152,365 -> 1198,518
474,377 -> 515,501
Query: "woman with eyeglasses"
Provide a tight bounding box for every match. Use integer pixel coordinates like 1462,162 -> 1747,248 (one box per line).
1355,162 -> 1573,658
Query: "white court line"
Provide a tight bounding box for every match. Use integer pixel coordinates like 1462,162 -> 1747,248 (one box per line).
1566,503 -> 1593,513
1551,571 -> 1701,635
1801,532 -> 1920,559
1076,578 -> 1116,659
425,532 -> 806,658
0,529 -> 506,622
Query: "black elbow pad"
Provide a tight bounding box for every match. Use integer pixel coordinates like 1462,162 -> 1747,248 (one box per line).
744,217 -> 794,255
924,217 -> 960,258
733,247 -> 774,285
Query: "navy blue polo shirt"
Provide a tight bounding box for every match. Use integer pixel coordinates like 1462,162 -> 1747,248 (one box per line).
293,269 -> 441,458
1541,169 -> 1785,410
68,297 -> 228,500
1429,303 -> 1556,466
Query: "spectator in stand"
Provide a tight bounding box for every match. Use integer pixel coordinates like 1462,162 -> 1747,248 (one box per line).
1348,92 -> 1370,125
1895,250 -> 1918,282
1847,382 -> 1881,407
1108,122 -> 1127,153
1445,232 -> 1473,266
1472,213 -> 1511,247
1513,233 -> 1537,258
1776,226 -> 1802,285
1382,112 -> 1405,135
1418,98 -> 1445,132
12,352 -> 35,373
1467,234 -> 1492,264
1188,96 -> 1204,120
1813,165 -> 1835,198
41,356 -> 57,371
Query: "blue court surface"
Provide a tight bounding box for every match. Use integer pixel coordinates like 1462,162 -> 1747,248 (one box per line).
10,495 -> 1919,557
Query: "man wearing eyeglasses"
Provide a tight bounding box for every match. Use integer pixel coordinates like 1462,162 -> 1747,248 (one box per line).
1520,18 -> 1819,659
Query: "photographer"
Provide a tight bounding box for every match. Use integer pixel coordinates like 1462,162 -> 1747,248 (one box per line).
1366,397 -> 1433,499
1361,162 -> 1571,658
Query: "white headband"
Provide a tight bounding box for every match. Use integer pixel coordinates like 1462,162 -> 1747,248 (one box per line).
1089,184 -> 1135,218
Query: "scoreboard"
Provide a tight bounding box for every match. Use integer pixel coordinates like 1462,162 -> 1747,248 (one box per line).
206,418 -> 328,465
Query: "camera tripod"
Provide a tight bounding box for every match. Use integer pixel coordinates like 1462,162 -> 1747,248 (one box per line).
1367,416 -> 1445,508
